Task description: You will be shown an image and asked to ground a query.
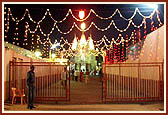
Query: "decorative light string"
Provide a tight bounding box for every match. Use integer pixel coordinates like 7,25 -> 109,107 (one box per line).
7,7 -> 161,36
24,14 -> 149,36
125,34 -> 129,60
6,7 -> 164,59
4,7 -> 9,40
156,10 -> 163,26
15,19 -> 19,46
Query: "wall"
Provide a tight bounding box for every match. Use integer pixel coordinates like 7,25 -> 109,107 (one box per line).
105,25 -> 164,77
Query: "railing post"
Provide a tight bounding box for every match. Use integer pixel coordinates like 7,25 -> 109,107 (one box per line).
102,64 -> 104,103
162,62 -> 164,100
8,61 -> 12,101
68,62 -> 71,101
159,65 -> 161,100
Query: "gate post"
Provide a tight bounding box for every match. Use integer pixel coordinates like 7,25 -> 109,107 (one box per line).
68,62 -> 70,101
161,62 -> 164,100
8,61 -> 12,101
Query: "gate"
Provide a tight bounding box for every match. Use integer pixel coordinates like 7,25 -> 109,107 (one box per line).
9,61 -> 70,102
102,62 -> 164,103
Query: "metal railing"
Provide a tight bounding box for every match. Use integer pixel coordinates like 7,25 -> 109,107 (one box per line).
8,61 -> 70,102
102,62 -> 164,103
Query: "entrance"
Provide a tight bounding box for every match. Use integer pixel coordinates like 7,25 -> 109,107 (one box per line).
9,61 -> 70,102
65,76 -> 103,104
8,61 -> 103,104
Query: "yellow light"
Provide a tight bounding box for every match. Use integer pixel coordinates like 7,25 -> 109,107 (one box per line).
35,51 -> 41,57
51,53 -> 56,58
79,10 -> 85,19
60,61 -> 63,65
81,53 -> 85,61
80,49 -> 83,54
81,22 -> 86,30
80,33 -> 87,47
96,48 -> 99,52
88,36 -> 94,50
72,35 -> 78,50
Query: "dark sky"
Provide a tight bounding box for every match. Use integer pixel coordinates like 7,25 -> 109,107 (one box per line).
4,3 -> 164,58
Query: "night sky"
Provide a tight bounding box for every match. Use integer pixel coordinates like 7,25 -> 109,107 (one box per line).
4,3 -> 164,58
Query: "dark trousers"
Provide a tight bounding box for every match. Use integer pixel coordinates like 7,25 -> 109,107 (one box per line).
75,76 -> 78,81
61,80 -> 67,89
27,85 -> 35,107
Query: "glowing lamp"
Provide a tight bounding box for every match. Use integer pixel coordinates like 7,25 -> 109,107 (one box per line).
35,51 -> 41,57
80,33 -> 87,47
79,10 -> 85,19
88,36 -> 94,50
81,22 -> 86,30
72,35 -> 78,50
146,4 -> 158,9
51,43 -> 60,49
51,53 -> 56,58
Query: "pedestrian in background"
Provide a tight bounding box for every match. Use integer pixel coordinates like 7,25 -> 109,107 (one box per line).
99,68 -> 103,82
85,69 -> 89,84
61,67 -> 67,89
74,69 -> 78,81
80,70 -> 84,82
71,69 -> 75,80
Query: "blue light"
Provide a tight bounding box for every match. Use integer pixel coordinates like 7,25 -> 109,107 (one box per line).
145,4 -> 158,9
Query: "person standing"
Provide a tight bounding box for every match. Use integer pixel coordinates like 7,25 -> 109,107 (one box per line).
99,68 -> 103,82
80,70 -> 84,82
71,69 -> 75,81
61,67 -> 67,89
85,69 -> 89,84
27,65 -> 36,110
74,69 -> 78,82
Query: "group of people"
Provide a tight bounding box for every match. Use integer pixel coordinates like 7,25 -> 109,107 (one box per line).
71,69 -> 90,83
26,65 -> 103,110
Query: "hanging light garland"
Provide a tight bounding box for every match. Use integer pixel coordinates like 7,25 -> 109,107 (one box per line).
4,7 -> 9,41
15,18 -> 19,46
7,7 -> 162,37
5,6 -> 164,59
125,34 -> 129,60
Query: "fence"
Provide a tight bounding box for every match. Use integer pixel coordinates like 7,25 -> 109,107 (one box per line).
102,62 -> 164,103
8,61 -> 70,102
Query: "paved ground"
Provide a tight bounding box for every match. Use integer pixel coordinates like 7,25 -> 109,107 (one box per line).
4,76 -> 165,112
4,103 -> 164,112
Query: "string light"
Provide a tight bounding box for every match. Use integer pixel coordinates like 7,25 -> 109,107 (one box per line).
7,7 -> 161,37
150,16 -> 153,31
5,7 -> 164,59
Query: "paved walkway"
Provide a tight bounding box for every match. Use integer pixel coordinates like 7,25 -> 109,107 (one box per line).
4,103 -> 164,111
64,76 -> 102,104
